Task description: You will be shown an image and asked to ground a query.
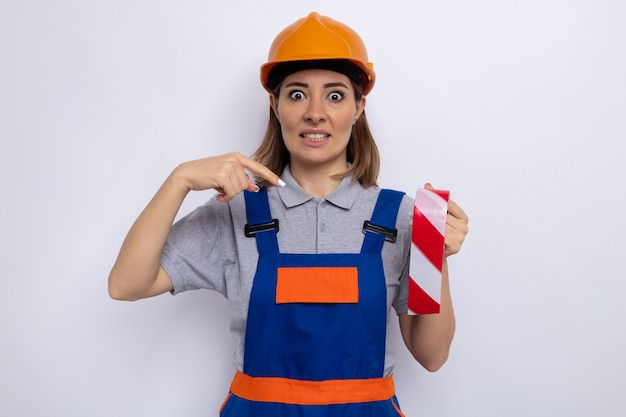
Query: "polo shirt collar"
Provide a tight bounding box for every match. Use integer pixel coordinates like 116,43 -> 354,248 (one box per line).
276,165 -> 361,210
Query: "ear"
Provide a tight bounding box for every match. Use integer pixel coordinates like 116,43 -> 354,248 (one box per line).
354,96 -> 366,122
270,94 -> 279,120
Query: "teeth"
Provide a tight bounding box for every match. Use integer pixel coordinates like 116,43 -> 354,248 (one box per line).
302,133 -> 327,140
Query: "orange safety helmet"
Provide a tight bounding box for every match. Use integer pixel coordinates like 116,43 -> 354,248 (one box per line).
260,12 -> 376,95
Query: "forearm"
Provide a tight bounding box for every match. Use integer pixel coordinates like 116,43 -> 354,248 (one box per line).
400,259 -> 456,371
108,153 -> 284,301
108,171 -> 189,300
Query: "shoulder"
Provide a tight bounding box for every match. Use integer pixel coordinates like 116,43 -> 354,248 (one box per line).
362,186 -> 414,214
365,187 -> 414,237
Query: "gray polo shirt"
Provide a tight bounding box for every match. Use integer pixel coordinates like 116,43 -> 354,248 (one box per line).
161,166 -> 414,377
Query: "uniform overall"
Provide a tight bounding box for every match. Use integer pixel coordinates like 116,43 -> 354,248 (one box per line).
220,188 -> 406,417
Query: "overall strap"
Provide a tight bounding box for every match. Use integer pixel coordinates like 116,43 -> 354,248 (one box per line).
243,188 -> 279,255
361,189 -> 405,255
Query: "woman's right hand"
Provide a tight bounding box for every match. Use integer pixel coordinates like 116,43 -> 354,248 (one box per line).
171,152 -> 284,202
108,152 -> 284,301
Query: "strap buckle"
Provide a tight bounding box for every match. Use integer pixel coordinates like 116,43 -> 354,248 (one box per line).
362,220 -> 397,243
245,219 -> 280,237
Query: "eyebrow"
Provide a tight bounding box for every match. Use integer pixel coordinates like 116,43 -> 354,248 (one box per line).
284,81 -> 350,89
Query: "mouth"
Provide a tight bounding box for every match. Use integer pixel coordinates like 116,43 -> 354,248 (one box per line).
301,133 -> 329,142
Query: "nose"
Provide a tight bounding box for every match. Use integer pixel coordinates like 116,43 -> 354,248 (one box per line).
304,96 -> 326,123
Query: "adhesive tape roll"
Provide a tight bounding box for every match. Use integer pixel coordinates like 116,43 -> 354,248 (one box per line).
408,188 -> 449,315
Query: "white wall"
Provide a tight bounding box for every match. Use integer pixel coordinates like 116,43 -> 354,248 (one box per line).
2,1 -> 625,416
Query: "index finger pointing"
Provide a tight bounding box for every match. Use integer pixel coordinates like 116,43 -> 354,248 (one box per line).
238,155 -> 285,188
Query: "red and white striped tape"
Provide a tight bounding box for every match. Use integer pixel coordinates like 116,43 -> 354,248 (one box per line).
408,188 -> 449,315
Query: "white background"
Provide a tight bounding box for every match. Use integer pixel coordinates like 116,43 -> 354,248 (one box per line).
2,1 -> 625,416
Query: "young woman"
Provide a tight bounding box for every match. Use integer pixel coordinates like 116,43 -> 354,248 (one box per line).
109,12 -> 469,416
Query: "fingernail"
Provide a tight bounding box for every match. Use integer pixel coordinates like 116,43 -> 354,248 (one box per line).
254,184 -> 260,192
277,178 -> 286,187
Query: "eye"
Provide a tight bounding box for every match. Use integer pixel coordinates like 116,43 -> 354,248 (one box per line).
328,91 -> 344,102
288,90 -> 305,100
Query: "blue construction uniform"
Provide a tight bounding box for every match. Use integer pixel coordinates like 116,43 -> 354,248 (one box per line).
219,188 -> 406,417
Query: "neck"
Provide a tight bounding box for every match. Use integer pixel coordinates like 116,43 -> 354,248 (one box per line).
289,163 -> 345,198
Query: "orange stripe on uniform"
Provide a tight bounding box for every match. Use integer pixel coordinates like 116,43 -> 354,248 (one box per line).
276,266 -> 358,303
219,393 -> 232,414
229,371 -> 395,405
392,396 -> 406,417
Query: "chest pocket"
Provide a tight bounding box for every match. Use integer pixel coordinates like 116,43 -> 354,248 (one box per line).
276,266 -> 359,304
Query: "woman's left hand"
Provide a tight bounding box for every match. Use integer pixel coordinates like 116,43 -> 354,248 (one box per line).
425,183 -> 469,257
